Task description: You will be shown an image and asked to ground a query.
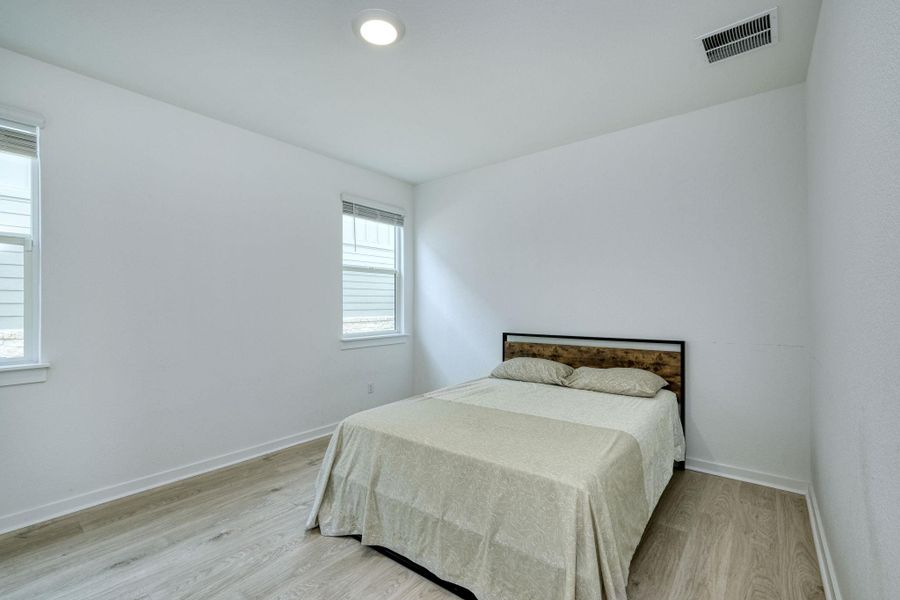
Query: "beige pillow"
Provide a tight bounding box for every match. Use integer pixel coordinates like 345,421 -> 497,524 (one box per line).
490,357 -> 573,385
564,367 -> 668,398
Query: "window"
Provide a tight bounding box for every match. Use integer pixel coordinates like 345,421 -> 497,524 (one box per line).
342,197 -> 404,338
0,118 -> 40,365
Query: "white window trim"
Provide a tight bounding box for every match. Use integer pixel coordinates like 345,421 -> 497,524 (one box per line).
0,104 -> 48,383
0,362 -> 50,387
0,104 -> 44,128
340,333 -> 410,351
340,193 -> 407,347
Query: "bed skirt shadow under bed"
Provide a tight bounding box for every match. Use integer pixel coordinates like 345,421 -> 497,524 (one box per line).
349,535 -> 477,599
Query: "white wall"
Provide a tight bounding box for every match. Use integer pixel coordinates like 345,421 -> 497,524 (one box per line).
806,1 -> 900,598
415,84 -> 810,487
0,47 -> 414,531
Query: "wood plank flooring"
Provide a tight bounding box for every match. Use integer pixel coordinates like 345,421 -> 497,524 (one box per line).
0,438 -> 824,600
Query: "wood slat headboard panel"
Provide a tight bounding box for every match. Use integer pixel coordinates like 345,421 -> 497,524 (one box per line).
503,341 -> 683,402
502,333 -> 686,467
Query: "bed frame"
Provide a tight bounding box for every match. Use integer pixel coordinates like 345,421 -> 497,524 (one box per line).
503,332 -> 686,470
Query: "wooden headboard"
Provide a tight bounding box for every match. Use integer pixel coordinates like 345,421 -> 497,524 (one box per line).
502,332 -> 686,467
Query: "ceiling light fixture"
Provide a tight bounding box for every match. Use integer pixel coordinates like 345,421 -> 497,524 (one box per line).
353,9 -> 405,46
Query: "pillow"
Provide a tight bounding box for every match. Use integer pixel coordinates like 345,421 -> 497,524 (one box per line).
563,367 -> 668,398
490,357 -> 574,385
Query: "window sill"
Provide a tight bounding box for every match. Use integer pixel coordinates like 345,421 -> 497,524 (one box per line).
340,334 -> 409,350
0,362 -> 50,387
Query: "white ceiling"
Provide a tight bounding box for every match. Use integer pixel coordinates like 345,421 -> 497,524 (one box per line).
0,1 -> 821,183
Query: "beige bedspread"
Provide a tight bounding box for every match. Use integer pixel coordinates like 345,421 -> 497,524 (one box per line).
306,378 -> 685,600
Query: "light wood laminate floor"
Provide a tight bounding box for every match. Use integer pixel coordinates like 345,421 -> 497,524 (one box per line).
0,437 -> 824,600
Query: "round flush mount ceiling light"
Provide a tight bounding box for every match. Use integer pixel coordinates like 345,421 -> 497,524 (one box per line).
353,9 -> 405,46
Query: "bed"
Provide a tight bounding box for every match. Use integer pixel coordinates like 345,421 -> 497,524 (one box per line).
306,333 -> 686,600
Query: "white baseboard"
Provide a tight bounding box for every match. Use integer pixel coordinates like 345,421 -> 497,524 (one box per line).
806,484 -> 842,600
685,458 -> 809,495
0,422 -> 337,536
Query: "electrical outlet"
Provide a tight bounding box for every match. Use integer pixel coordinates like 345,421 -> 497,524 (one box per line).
367,383 -> 375,394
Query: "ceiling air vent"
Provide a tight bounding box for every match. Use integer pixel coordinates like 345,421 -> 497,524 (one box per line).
699,8 -> 778,64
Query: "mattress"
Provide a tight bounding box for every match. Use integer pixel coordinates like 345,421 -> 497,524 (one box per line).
306,377 -> 686,600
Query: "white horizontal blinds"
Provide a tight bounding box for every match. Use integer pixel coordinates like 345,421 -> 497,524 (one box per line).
341,200 -> 404,227
0,123 -> 38,159
342,201 -> 402,336
0,121 -> 35,359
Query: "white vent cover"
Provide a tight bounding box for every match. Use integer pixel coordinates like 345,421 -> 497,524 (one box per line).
698,8 -> 779,64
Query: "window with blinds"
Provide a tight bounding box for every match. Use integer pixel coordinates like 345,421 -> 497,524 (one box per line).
342,198 -> 404,338
0,118 -> 39,364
